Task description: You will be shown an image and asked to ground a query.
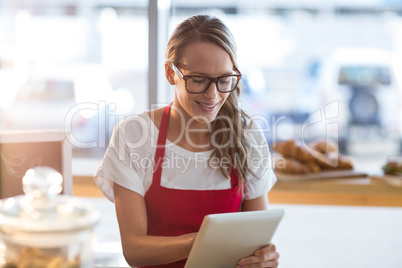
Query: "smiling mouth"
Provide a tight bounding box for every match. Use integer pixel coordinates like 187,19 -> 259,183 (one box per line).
197,101 -> 218,108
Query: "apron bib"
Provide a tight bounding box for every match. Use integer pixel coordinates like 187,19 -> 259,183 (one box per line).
142,103 -> 242,267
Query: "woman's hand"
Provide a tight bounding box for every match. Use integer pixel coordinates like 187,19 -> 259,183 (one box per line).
237,243 -> 279,268
240,195 -> 279,267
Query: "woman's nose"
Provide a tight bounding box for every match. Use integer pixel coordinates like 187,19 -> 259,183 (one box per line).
203,82 -> 219,98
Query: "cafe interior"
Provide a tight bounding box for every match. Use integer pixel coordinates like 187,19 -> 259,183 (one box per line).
0,0 -> 402,267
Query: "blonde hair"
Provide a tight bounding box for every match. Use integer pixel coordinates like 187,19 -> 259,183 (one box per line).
166,15 -> 257,189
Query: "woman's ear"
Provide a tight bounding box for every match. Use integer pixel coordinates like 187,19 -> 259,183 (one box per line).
165,63 -> 175,85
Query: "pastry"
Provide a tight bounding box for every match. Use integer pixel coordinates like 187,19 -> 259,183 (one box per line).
274,155 -> 310,174
308,139 -> 339,155
272,139 -> 353,174
294,141 -> 317,163
382,156 -> 402,176
315,152 -> 353,170
306,161 -> 322,173
272,140 -> 297,158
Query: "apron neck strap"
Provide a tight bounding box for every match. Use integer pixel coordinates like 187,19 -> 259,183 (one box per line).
152,103 -> 172,185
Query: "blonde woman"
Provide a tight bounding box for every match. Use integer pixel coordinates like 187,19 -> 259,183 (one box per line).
95,14 -> 279,267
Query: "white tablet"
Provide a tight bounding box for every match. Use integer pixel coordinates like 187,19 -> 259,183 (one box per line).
185,209 -> 285,268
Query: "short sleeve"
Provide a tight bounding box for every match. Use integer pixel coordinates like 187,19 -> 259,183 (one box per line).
243,123 -> 277,200
94,118 -> 147,202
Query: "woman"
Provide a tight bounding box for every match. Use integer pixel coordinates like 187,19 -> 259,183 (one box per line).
95,15 -> 279,267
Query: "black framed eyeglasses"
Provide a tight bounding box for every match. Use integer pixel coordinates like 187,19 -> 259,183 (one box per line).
172,64 -> 242,94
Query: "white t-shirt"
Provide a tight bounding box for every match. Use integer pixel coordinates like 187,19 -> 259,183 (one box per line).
94,111 -> 277,202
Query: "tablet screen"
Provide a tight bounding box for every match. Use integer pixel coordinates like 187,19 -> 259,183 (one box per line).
185,209 -> 284,268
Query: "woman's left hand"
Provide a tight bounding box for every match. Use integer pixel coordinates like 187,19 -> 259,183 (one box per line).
237,243 -> 279,268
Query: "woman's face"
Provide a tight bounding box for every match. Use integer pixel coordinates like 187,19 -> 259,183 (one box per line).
171,41 -> 234,125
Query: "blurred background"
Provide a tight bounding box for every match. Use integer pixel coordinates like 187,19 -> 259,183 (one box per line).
0,0 -> 401,170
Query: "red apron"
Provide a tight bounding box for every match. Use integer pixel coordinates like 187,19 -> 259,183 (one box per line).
141,103 -> 242,267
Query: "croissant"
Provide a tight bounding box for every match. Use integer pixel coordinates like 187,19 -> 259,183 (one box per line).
294,142 -> 317,163
274,154 -> 310,174
272,139 -> 353,174
272,140 -> 297,158
306,161 -> 322,173
308,139 -> 339,155
315,152 -> 353,170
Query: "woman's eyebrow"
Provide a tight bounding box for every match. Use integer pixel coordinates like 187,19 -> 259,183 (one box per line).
186,69 -> 234,76
176,63 -> 233,76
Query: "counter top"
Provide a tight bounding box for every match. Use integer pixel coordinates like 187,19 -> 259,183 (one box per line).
73,174 -> 402,207
269,174 -> 402,207
71,156 -> 402,207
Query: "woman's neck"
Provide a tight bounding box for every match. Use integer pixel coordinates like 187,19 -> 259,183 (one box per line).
169,106 -> 213,152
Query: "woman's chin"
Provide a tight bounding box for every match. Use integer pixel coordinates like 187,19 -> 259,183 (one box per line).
191,114 -> 216,125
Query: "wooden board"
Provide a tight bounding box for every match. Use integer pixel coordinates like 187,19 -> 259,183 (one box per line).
371,173 -> 402,188
275,169 -> 367,182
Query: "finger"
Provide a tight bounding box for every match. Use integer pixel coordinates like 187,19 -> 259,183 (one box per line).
254,243 -> 277,256
238,251 -> 280,266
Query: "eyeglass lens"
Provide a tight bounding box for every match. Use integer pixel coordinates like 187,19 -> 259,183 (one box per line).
187,76 -> 238,93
